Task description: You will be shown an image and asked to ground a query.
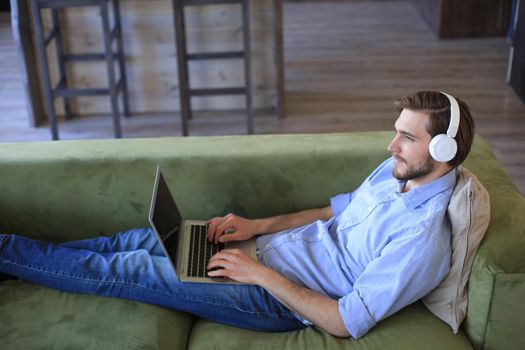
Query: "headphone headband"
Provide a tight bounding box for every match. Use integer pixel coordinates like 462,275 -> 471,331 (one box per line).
428,92 -> 461,162
440,92 -> 460,138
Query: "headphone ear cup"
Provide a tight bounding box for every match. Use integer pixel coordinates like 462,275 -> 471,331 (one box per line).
429,134 -> 458,162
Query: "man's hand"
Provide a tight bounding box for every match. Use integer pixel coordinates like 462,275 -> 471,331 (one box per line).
207,206 -> 333,244
207,213 -> 263,243
207,248 -> 351,338
207,249 -> 269,285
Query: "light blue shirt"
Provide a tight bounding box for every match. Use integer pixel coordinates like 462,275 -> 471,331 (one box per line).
257,157 -> 456,339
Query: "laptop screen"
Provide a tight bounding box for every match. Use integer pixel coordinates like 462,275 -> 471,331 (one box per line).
149,168 -> 183,260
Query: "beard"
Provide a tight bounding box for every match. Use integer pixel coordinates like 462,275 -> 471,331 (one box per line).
392,154 -> 436,181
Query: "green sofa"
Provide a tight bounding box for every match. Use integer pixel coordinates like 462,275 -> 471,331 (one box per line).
0,131 -> 524,349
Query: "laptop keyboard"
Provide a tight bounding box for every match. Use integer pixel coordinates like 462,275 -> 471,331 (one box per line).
187,224 -> 224,278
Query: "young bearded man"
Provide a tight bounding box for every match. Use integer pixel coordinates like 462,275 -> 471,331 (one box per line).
0,91 -> 475,339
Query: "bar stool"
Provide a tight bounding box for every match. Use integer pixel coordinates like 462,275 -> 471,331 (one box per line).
30,0 -> 129,140
173,0 -> 253,136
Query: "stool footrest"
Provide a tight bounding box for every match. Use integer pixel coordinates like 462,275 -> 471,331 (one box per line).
39,0 -> 106,9
190,87 -> 246,96
63,53 -> 119,62
55,87 -> 110,97
187,51 -> 244,60
53,77 -> 124,98
182,0 -> 242,6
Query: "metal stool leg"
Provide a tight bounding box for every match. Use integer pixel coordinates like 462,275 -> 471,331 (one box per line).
100,0 -> 122,138
242,0 -> 253,134
173,0 -> 191,136
112,0 -> 130,117
51,8 -> 72,120
30,0 -> 59,140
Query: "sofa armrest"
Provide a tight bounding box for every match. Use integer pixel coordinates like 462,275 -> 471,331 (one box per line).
460,136 -> 525,349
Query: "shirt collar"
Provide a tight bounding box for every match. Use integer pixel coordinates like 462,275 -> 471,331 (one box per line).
397,167 -> 457,211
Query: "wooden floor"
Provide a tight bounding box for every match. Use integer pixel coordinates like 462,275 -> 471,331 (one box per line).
1,0 -> 524,195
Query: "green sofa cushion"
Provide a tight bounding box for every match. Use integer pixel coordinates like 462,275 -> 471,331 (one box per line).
188,302 -> 473,350
0,280 -> 194,349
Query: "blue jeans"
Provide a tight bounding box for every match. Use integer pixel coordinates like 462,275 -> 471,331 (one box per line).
0,228 -> 306,332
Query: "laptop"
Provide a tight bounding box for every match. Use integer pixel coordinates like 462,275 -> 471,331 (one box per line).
148,166 -> 258,284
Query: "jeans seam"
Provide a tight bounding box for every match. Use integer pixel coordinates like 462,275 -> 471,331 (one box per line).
1,258 -> 296,321
0,258 -> 173,296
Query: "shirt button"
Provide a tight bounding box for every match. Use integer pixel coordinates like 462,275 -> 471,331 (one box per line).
317,234 -> 322,239
368,206 -> 373,211
290,234 -> 297,240
265,244 -> 271,249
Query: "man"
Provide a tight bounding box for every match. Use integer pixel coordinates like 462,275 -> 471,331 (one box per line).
0,91 -> 475,339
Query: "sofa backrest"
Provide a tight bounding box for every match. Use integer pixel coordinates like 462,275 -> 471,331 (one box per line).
0,132 -> 523,349
0,133 -> 390,239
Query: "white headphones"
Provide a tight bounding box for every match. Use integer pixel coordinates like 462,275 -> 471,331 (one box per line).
428,92 -> 460,162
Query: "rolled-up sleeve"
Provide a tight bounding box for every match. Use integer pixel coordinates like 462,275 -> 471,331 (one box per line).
338,290 -> 376,339
336,228 -> 450,339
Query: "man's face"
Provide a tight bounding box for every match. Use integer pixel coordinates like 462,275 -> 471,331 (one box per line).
387,109 -> 436,181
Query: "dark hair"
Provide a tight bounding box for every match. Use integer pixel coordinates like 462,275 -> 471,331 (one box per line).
394,91 -> 475,167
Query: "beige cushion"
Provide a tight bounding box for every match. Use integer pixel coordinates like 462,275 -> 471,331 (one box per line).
422,166 -> 490,333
